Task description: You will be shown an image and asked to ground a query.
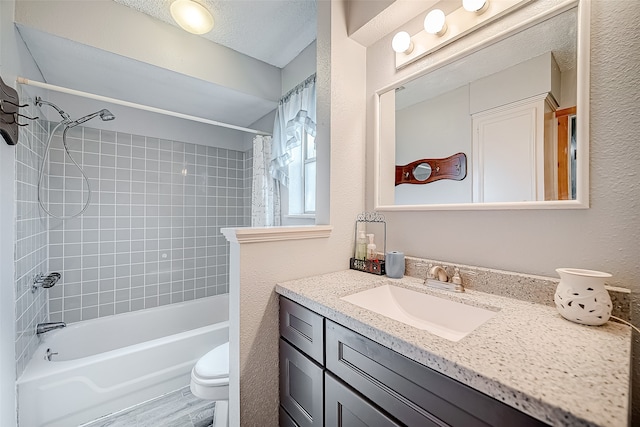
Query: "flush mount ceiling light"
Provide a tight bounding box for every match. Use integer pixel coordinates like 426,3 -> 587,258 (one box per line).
424,9 -> 447,36
170,0 -> 214,35
392,0 -> 531,69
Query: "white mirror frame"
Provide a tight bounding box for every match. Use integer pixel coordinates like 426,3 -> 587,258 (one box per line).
374,0 -> 590,211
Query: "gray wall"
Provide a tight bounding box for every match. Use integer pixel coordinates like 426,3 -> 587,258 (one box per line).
0,0 -> 46,422
365,0 -> 640,420
13,97 -> 49,378
46,124 -> 251,323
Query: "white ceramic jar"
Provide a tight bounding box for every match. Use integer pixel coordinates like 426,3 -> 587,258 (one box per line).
554,268 -> 613,326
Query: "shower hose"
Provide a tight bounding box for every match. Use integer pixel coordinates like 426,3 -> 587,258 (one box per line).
38,121 -> 93,220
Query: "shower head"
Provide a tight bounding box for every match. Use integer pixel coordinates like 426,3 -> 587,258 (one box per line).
68,109 -> 116,128
100,109 -> 116,121
35,97 -> 116,128
35,96 -> 71,123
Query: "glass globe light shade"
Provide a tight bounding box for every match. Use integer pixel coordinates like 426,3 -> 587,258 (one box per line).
424,9 -> 447,36
392,31 -> 413,54
463,0 -> 488,13
170,0 -> 214,35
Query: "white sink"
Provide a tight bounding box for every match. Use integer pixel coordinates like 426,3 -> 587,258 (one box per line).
341,284 -> 498,342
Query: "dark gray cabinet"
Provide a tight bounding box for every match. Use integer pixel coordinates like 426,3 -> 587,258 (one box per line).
280,406 -> 300,427
326,320 -> 547,427
279,297 -> 548,427
279,298 -> 325,427
280,297 -> 324,365
325,373 -> 402,427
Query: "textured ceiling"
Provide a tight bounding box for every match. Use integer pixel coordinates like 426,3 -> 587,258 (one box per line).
113,0 -> 317,68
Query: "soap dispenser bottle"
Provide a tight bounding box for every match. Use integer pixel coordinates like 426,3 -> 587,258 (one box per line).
366,234 -> 377,261
356,231 -> 367,260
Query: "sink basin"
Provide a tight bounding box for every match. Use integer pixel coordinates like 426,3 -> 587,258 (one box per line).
341,284 -> 498,342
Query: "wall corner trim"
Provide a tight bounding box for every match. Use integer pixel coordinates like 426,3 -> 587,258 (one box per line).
222,225 -> 333,244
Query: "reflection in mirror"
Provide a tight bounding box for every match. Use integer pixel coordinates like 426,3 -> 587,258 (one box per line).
377,2 -> 588,209
414,163 -> 432,181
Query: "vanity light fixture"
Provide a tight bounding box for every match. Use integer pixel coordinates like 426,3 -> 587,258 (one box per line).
170,0 -> 214,35
424,9 -> 447,36
392,0 -> 531,69
392,31 -> 413,54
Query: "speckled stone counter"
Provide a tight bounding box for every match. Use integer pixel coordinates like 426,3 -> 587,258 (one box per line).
275,270 -> 631,427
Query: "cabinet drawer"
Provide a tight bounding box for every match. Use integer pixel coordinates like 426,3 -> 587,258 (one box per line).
280,338 -> 324,427
280,297 -> 324,364
325,372 -> 402,427
326,321 -> 547,427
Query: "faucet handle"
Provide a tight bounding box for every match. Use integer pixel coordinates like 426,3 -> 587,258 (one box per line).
451,267 -> 462,285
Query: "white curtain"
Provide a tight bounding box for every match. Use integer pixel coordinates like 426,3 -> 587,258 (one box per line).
271,74 -> 317,187
251,135 -> 281,227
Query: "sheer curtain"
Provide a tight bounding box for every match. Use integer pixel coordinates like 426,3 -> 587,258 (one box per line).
271,74 -> 317,187
251,135 -> 281,227
251,74 -> 316,227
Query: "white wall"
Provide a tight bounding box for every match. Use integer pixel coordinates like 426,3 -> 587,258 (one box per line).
282,40 -> 317,95
395,84 -> 472,204
228,1 -> 366,425
365,0 -> 640,420
469,52 -> 561,114
0,0 -> 44,425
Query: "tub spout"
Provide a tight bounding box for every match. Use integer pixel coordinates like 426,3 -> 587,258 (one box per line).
36,322 -> 66,335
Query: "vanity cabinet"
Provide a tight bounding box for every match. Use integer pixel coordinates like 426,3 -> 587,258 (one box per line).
279,297 -> 548,427
325,373 -> 401,427
279,297 -> 325,427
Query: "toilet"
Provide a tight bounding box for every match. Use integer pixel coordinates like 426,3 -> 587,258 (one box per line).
190,341 -> 229,401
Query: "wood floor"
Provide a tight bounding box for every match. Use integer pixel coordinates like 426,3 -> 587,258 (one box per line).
81,387 -> 216,427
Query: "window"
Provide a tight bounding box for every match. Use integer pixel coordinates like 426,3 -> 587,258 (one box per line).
287,128 -> 316,215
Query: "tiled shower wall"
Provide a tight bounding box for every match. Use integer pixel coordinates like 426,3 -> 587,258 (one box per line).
46,125 -> 251,323
14,97 -> 49,377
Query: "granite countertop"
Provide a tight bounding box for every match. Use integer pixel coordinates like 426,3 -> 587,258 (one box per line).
275,270 -> 631,427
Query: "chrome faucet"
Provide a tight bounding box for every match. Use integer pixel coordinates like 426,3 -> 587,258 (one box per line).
36,322 -> 66,335
425,265 -> 465,293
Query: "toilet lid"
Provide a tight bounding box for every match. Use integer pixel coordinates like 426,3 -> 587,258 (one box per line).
194,342 -> 229,380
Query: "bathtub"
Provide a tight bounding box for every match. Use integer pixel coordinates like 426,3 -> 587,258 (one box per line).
17,294 -> 229,427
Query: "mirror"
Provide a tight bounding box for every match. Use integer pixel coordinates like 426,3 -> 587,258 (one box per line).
375,1 -> 589,210
414,164 -> 432,181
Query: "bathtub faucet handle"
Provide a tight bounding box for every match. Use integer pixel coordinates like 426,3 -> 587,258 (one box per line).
44,348 -> 58,361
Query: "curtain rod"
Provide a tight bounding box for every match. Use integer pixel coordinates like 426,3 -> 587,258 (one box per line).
280,73 -> 316,104
17,77 -> 271,136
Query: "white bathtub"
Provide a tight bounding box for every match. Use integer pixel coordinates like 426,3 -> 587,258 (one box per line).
17,294 -> 229,427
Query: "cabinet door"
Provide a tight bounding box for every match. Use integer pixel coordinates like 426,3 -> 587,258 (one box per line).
472,95 -> 548,203
325,373 -> 402,427
280,338 -> 324,427
280,297 -> 325,365
281,406 -> 301,427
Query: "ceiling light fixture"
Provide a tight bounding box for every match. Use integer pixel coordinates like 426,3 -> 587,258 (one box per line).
170,0 -> 214,35
424,9 -> 447,36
